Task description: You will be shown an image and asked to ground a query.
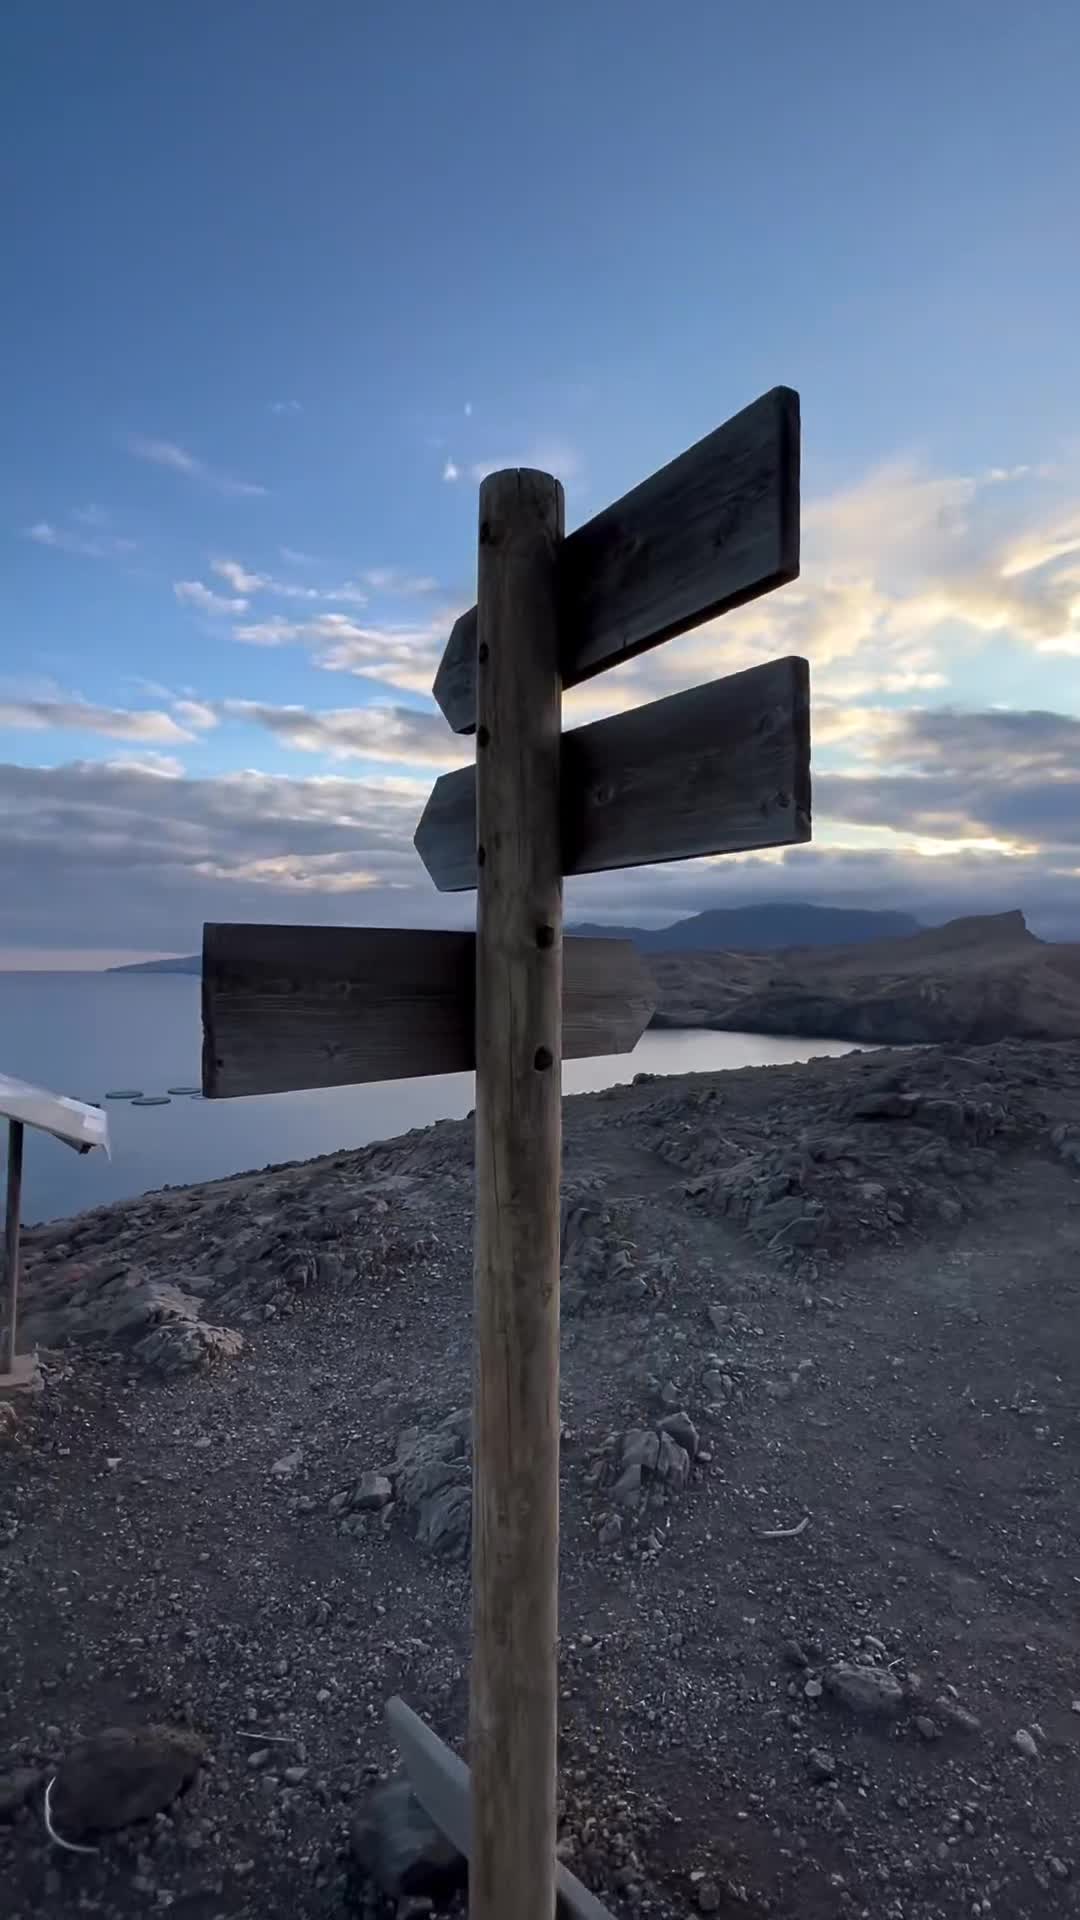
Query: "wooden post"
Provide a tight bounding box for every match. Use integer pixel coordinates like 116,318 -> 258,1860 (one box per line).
3,1119 -> 24,1374
471,469 -> 564,1920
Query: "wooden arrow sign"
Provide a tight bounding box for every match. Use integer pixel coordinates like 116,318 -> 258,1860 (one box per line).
434,386 -> 799,735
202,923 -> 655,1099
416,654 -> 810,893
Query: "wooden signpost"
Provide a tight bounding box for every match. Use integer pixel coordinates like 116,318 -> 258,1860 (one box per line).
201,385 -> 809,1920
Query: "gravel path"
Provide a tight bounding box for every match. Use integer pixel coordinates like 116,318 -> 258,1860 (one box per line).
2,1040 -> 1079,1918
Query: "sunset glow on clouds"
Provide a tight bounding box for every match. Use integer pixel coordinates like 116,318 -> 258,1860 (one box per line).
4,5 -> 1080,957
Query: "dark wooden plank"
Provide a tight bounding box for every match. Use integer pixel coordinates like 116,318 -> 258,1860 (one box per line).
416,655 -> 811,892
201,924 -> 655,1098
433,387 -> 800,733
386,1697 -> 617,1920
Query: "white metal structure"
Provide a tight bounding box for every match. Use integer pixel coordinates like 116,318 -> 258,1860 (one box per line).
1,1073 -> 110,1379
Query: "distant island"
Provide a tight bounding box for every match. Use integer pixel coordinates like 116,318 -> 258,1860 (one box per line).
110,953 -> 202,975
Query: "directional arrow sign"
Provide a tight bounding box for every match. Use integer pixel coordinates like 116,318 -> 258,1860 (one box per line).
433,386 -> 799,735
416,654 -> 810,893
202,924 -> 655,1099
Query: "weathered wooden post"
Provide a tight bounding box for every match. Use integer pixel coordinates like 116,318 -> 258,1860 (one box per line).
471,470 -> 564,1920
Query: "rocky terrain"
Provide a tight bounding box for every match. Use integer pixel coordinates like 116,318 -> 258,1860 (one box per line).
2,1036 -> 1080,1919
650,912 -> 1080,1045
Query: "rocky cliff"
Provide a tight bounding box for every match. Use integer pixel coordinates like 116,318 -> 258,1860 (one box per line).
649,911 -> 1080,1043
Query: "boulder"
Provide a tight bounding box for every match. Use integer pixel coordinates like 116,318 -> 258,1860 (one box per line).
48,1726 -> 204,1840
350,1778 -> 466,1901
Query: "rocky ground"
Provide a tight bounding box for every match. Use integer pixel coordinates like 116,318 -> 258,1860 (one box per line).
2,1037 -> 1080,1919
649,913 -> 1080,1045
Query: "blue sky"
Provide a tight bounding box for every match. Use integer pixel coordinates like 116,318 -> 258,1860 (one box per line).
3,0 -> 1080,961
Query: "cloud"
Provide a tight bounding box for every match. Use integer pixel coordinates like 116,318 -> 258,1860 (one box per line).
174,579 -> 249,616
442,459 -> 460,482
2,743 -> 1079,953
0,697 -> 194,744
280,546 -> 318,567
211,558 -> 265,594
128,436 -> 266,498
171,700 -> 219,732
25,520 -> 136,560
224,700 -> 459,767
231,609 -> 453,697
815,706 -> 1080,852
362,568 -> 439,596
208,556 -> 366,606
0,757 -> 432,948
625,456 -> 1080,707
270,399 -> 303,416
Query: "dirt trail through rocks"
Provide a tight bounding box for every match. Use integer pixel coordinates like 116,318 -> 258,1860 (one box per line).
2,1040 -> 1079,1919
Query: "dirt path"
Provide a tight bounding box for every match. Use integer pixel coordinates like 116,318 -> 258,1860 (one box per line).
2,1042 -> 1079,1918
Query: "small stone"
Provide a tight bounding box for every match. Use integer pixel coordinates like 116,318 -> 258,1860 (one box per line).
803,1679 -> 823,1700
915,1715 -> 940,1742
247,1749 -> 271,1770
271,1448 -> 303,1479
782,1638 -> 809,1669
696,1879 -> 721,1914
612,1463 -> 643,1506
283,1766 -> 309,1786
1013,1728 -> 1039,1759
824,1663 -> 904,1719
657,1410 -> 699,1457
655,1429 -> 691,1490
621,1430 -> 660,1473
1047,1857 -> 1070,1881
807,1748 -> 836,1783
598,1515 -> 622,1548
659,1380 -> 681,1410
933,1697 -> 981,1735
0,1767 -> 41,1820
353,1472 -> 394,1511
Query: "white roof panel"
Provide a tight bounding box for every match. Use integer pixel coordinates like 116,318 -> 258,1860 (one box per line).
0,1072 -> 111,1156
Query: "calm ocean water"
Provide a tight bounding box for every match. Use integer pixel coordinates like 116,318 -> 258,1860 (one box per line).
0,971 -> 859,1223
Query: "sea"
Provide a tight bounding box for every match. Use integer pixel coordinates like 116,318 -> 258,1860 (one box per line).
0,971 -> 859,1224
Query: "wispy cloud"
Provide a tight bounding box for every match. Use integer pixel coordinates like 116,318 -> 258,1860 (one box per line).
224,699 -> 457,767
231,609 -> 451,697
0,696 -> 194,744
173,580 -> 249,616
128,436 -> 266,498
442,459 -> 460,483
280,546 -> 318,566
270,399 -> 302,416
362,568 -> 439,596
170,699 -> 219,731
209,556 -> 367,606
25,520 -> 136,560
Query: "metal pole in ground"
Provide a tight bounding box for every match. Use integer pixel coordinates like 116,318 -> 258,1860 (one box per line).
3,1118 -> 25,1375
471,468 -> 564,1920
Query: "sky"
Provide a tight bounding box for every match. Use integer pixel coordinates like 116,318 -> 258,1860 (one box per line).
3,0 -> 1080,966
